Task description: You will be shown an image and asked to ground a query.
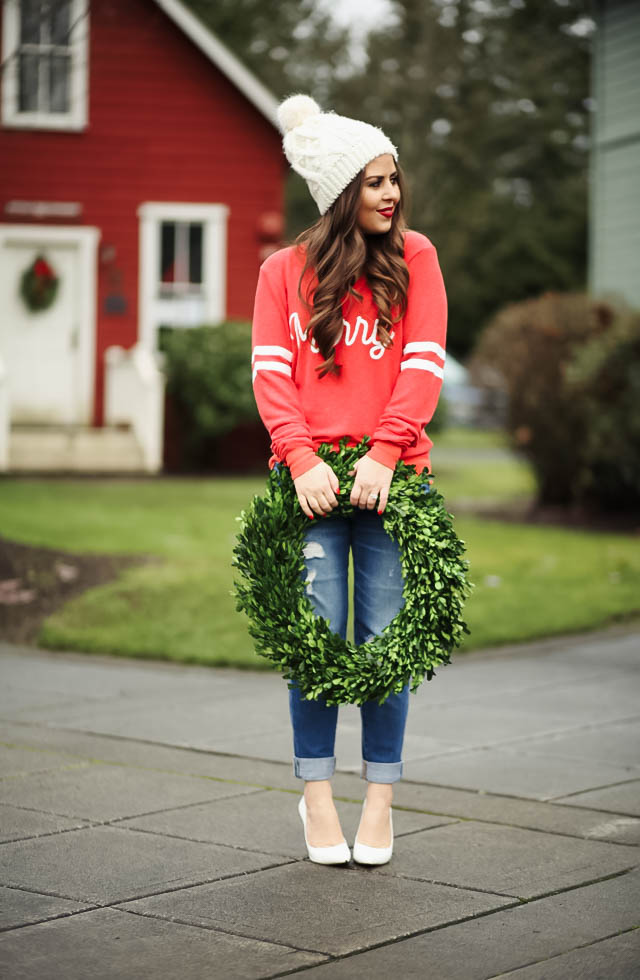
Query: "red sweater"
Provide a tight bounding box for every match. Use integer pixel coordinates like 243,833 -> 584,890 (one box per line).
251,229 -> 447,479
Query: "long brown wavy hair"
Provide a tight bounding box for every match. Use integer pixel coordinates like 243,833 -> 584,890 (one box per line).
295,162 -> 410,377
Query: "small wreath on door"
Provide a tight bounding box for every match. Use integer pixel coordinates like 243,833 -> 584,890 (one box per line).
233,437 -> 472,707
20,253 -> 60,313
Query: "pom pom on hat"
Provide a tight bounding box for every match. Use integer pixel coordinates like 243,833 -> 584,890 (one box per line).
277,94 -> 321,134
275,93 -> 398,215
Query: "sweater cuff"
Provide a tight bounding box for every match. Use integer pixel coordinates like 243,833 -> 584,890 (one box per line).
286,447 -> 321,480
367,441 -> 402,470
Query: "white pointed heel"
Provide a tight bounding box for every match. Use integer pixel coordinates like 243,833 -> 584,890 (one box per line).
298,796 -> 351,865
352,799 -> 394,865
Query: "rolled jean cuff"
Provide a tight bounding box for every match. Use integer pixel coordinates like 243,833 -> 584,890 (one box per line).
361,759 -> 403,783
293,756 -> 336,780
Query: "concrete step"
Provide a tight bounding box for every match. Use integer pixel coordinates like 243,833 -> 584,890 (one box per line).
8,426 -> 146,473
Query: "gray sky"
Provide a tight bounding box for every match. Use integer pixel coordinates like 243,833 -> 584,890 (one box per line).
317,0 -> 396,66
321,0 -> 395,31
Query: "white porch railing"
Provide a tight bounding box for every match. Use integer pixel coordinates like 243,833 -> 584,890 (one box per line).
104,345 -> 166,473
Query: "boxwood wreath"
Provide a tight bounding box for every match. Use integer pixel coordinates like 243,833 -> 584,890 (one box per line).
20,254 -> 60,313
233,437 -> 472,707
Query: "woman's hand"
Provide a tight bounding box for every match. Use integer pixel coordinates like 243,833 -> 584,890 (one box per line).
349,454 -> 394,513
293,461 -> 340,518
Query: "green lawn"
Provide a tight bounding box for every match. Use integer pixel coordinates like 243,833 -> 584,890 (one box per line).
434,426 -> 509,450
0,450 -> 638,667
432,459 -> 535,505
456,517 -> 640,647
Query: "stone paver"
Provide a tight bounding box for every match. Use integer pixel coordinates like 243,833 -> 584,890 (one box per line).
0,719 -> 296,787
372,821 -> 638,898
0,759 -> 259,821
477,673 -> 640,724
0,885 -> 94,933
292,868 -> 640,978
393,781 -> 640,844
0,906 -> 326,979
0,627 -> 638,978
0,825 -> 287,908
117,862 -> 513,956
518,718 -> 640,767
554,778 -> 640,817
0,803 -> 90,844
494,928 -> 640,980
0,744 -> 88,777
404,745 -> 638,800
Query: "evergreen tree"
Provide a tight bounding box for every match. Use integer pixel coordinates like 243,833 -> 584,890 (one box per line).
330,0 -> 593,356
182,0 -> 350,101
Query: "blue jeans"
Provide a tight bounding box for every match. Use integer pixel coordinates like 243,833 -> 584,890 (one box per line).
289,509 -> 410,784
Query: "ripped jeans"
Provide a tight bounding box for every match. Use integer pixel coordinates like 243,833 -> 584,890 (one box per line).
289,508 -> 410,784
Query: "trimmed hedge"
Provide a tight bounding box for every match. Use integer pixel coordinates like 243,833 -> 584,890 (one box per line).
160,322 -> 260,469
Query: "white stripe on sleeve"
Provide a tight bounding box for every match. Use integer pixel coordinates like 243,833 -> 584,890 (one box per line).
399,359 -> 444,379
252,345 -> 293,363
252,361 -> 293,383
402,341 -> 446,361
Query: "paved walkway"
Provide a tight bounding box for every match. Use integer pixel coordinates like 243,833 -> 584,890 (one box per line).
0,626 -> 639,978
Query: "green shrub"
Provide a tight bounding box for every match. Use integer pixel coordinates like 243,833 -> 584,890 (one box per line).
469,292 -> 640,511
428,393 -> 448,435
568,308 -> 640,509
160,322 -> 260,468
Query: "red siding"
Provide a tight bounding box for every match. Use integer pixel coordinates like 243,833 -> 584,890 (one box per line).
0,0 -> 284,423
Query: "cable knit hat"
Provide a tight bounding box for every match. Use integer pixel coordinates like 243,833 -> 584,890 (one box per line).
276,94 -> 398,215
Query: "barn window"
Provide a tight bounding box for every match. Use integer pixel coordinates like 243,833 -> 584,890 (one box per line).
1,0 -> 89,130
159,222 -> 204,296
138,203 -> 229,342
18,0 -> 72,113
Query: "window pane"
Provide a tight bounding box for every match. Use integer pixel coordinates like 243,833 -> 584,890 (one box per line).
174,223 -> 189,283
188,224 -> 203,284
20,0 -> 42,45
18,53 -> 40,111
50,0 -> 72,46
160,223 -> 176,283
49,53 -> 70,112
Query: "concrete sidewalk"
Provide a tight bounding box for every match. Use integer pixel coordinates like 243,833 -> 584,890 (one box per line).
0,627 -> 639,978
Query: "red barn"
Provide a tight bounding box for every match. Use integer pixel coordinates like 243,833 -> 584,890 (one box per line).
0,0 -> 284,471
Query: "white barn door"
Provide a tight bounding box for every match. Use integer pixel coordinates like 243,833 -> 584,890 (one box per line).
0,225 -> 99,425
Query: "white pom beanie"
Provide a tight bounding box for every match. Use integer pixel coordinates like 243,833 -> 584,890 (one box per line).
276,94 -> 398,215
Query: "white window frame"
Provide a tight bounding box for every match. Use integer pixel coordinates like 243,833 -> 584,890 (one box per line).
137,202 -> 229,349
1,0 -> 89,131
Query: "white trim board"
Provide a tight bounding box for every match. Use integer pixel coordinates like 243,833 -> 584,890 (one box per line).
153,0 -> 279,128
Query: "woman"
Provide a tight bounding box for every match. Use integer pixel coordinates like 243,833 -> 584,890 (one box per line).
251,95 -> 447,865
